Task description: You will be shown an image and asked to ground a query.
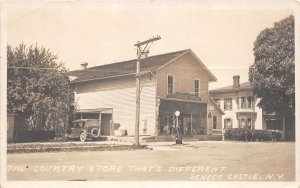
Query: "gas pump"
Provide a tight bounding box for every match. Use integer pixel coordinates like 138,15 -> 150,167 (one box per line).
175,111 -> 182,144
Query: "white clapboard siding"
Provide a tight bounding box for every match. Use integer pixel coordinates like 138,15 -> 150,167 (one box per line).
76,80 -> 156,136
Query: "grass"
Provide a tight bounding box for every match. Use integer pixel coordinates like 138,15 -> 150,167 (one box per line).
7,142 -> 149,154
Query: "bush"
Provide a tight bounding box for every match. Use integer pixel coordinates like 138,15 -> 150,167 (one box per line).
224,128 -> 281,142
14,130 -> 55,143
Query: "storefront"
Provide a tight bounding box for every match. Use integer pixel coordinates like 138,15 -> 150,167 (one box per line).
158,99 -> 208,136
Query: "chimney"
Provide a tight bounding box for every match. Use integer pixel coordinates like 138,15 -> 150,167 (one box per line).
80,62 -> 88,69
233,75 -> 240,88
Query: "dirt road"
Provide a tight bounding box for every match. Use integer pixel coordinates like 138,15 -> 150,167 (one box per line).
7,141 -> 295,181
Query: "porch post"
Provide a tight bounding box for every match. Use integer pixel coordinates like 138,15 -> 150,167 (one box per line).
191,113 -> 193,135
99,111 -> 102,129
155,98 -> 160,139
222,123 -> 225,141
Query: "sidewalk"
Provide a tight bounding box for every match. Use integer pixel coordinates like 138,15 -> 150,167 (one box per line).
7,135 -> 289,154
7,140 -> 146,154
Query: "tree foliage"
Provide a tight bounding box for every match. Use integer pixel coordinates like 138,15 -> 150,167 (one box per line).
249,15 -> 294,115
7,44 -> 72,136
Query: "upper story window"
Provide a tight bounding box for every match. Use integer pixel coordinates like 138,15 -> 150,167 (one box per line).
247,97 -> 253,108
167,75 -> 173,94
224,98 -> 232,110
194,79 -> 200,96
214,99 -> 220,107
241,96 -> 253,109
241,97 -> 246,109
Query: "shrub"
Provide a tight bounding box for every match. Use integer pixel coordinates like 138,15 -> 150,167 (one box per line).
14,130 -> 55,143
224,128 -> 281,142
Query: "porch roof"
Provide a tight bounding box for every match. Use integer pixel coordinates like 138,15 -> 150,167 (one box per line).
236,111 -> 257,118
209,97 -> 225,115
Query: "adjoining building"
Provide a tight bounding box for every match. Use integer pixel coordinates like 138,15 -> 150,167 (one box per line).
209,75 -> 293,140
68,49 -> 222,139
209,75 -> 263,130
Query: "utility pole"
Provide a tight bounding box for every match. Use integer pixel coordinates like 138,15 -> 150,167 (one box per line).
134,35 -> 161,146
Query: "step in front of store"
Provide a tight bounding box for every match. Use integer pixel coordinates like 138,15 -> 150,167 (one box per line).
103,135 -> 156,143
208,134 -> 223,141
156,135 -> 210,142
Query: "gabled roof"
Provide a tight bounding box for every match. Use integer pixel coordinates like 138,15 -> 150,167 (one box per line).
209,82 -> 252,94
68,49 -> 217,83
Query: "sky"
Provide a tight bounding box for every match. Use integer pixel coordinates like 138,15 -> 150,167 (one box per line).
5,1 -> 295,89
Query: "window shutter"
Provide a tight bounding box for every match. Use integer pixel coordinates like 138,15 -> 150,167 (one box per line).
199,80 -> 201,97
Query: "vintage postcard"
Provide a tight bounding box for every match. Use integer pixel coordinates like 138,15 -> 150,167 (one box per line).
1,0 -> 299,188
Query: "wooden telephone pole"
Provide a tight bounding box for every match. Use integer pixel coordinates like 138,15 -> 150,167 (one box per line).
134,36 -> 161,146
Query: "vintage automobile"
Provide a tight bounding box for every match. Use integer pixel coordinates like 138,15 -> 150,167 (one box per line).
65,119 -> 101,142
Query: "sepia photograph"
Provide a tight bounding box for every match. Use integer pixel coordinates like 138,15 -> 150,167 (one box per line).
1,0 -> 299,187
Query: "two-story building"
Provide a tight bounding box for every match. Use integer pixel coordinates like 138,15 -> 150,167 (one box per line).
209,75 -> 294,140
68,49 -> 220,138
209,75 -> 263,130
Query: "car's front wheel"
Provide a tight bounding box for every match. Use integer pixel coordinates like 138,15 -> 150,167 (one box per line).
80,131 -> 87,142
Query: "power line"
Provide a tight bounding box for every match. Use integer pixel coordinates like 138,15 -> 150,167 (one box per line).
7,66 -> 135,75
7,66 -> 59,70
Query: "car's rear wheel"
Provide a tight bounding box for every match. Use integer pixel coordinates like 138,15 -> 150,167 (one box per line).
91,128 -> 100,138
80,131 -> 87,142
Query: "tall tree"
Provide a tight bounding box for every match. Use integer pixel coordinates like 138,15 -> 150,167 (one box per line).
249,15 -> 295,138
7,44 -> 72,136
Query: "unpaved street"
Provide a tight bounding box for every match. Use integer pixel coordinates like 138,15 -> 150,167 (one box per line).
7,141 -> 295,181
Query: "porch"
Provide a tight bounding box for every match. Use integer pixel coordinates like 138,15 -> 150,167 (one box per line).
236,111 -> 257,129
157,98 -> 208,137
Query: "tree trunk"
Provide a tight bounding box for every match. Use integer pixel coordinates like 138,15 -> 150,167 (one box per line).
282,116 -> 286,141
